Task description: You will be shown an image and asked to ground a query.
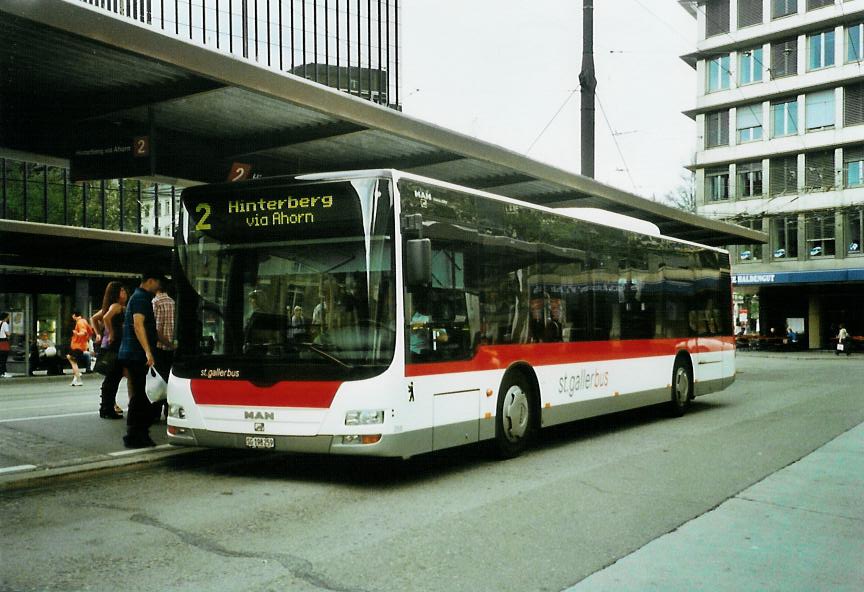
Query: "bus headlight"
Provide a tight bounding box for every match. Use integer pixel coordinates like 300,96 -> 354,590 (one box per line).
169,404 -> 186,419
344,410 -> 384,425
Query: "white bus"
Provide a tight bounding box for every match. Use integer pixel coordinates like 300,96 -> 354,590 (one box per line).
167,170 -> 735,458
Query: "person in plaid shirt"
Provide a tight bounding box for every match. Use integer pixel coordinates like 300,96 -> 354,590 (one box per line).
152,281 -> 175,420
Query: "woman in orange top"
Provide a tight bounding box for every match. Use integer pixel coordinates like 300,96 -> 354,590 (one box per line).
66,311 -> 92,386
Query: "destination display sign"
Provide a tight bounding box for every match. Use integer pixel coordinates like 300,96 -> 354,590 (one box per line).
70,122 -> 153,181
182,181 -> 365,242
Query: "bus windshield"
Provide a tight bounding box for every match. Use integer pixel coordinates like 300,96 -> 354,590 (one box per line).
174,177 -> 396,381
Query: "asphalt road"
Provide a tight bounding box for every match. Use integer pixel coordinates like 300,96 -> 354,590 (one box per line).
1,354 -> 862,592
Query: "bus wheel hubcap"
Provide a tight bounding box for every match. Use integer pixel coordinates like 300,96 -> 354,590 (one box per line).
675,368 -> 689,404
503,385 -> 529,441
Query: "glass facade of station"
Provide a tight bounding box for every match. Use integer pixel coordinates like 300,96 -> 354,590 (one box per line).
1,2 -> 402,374
1,158 -> 178,237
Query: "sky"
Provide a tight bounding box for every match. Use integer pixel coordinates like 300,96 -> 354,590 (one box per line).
400,0 -> 697,202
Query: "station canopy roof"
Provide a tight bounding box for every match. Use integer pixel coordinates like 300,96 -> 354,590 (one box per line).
0,0 -> 766,247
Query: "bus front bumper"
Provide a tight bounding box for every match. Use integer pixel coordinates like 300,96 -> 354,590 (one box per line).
167,427 -> 430,458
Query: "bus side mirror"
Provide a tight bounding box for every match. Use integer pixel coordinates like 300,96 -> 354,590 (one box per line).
406,239 -> 432,287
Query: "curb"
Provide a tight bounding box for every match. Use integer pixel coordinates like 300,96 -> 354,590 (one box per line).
0,445 -> 201,492
738,350 -> 859,360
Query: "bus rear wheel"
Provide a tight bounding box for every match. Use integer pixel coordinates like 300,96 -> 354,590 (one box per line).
494,372 -> 535,459
670,357 -> 693,417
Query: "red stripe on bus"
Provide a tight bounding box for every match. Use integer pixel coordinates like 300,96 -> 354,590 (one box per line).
405,337 -> 734,377
190,380 -> 342,408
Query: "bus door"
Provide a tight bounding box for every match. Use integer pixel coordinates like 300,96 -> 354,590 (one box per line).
406,258 -> 482,450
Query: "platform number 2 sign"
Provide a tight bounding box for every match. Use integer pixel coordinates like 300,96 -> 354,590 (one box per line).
228,162 -> 252,182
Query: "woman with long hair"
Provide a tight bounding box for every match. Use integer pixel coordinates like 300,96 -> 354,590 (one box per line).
91,281 -> 128,419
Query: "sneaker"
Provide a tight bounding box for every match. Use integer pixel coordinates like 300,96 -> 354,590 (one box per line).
1,373 -> 12,378
123,434 -> 157,449
99,409 -> 124,420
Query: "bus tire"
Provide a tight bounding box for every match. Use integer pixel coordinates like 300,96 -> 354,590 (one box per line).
669,356 -> 693,417
494,371 -> 535,459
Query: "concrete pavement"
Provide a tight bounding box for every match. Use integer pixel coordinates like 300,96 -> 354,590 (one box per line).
0,372 -> 196,491
569,421 -> 864,591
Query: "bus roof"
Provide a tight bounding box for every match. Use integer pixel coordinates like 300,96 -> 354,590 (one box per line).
225,169 -> 727,254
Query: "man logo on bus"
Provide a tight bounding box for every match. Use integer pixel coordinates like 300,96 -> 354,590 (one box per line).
414,189 -> 432,208
245,411 -> 275,421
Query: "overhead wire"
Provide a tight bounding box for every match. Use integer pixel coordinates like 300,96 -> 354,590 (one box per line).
524,88 -> 579,155
596,90 -> 639,193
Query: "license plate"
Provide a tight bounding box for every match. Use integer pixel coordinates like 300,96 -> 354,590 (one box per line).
245,436 -> 275,449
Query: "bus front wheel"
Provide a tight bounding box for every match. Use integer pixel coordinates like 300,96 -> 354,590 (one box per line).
670,357 -> 693,417
494,372 -> 535,459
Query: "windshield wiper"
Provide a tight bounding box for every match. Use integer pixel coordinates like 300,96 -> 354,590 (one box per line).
298,342 -> 354,369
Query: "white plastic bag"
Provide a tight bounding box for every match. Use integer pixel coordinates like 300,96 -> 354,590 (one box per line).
145,366 -> 168,403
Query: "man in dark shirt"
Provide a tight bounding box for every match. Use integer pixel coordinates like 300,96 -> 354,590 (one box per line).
118,270 -> 164,448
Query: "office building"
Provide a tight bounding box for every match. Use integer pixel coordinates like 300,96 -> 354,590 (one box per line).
683,0 -> 864,348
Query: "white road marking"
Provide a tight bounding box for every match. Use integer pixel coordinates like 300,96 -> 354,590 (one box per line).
108,444 -> 173,456
0,411 -> 96,423
0,464 -> 38,474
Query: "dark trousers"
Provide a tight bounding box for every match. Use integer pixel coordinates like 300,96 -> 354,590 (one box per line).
99,360 -> 124,413
153,349 -> 173,418
122,360 -> 154,437
0,349 -> 7,374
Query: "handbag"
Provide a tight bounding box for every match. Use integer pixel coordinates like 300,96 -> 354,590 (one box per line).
94,350 -> 117,375
837,342 -> 845,352
0,340 -> 9,352
145,366 -> 168,403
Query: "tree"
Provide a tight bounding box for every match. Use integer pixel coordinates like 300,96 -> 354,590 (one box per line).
663,171 -> 697,213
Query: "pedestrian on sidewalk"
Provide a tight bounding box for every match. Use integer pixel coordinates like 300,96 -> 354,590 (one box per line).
152,280 -> 175,422
118,271 -> 163,449
0,312 -> 11,378
835,323 -> 851,356
91,281 -> 128,419
66,312 -> 92,386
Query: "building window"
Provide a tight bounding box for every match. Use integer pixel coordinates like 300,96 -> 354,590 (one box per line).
737,103 -> 763,142
807,0 -> 833,9
771,39 -> 798,78
770,155 -> 798,196
738,0 -> 763,28
844,82 -> 864,126
706,110 -> 730,147
706,167 -> 730,201
706,0 -> 731,37
805,211 -> 835,257
771,98 -> 799,137
805,89 -> 835,131
772,0 -> 797,19
739,48 -> 764,84
804,150 -> 835,192
847,208 -> 863,254
844,145 -> 864,187
707,55 -> 731,92
808,31 -> 835,70
737,161 -> 764,198
772,215 -> 799,258
846,24 -> 863,62
738,218 -> 763,261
